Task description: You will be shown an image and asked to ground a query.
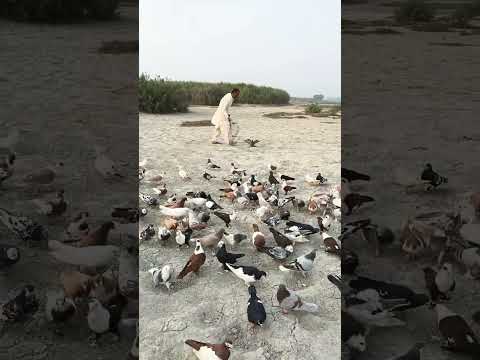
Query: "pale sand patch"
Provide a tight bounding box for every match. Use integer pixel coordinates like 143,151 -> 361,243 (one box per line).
139,104 -> 340,360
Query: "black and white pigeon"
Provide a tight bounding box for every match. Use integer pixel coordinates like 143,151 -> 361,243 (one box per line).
268,171 -> 279,185
148,265 -> 174,290
207,158 -> 221,169
349,276 -> 429,311
279,249 -> 317,276
262,215 -> 281,227
423,263 -> 455,301
276,284 -> 319,314
247,285 -> 266,327
343,193 -> 375,215
280,174 -> 295,181
213,210 -> 237,227
257,245 -> 292,261
87,295 -> 126,345
206,195 -> 223,210
268,227 -> 294,250
216,240 -> 245,270
140,208 -> 148,217
157,226 -> 172,242
285,220 -> 320,236
341,167 -> 371,182
32,190 -> 68,216
433,303 -> 480,357
342,310 -> 367,354
316,173 -> 328,183
0,208 -> 48,244
139,192 -> 158,206
223,232 -> 247,246
140,224 -> 156,242
244,139 -> 260,147
175,227 -> 192,247
281,180 -> 296,195
230,162 -> 246,176
225,263 -> 267,285
203,171 -> 216,181
421,163 -> 447,190
0,245 -> 20,269
0,285 -> 39,322
186,191 -> 208,199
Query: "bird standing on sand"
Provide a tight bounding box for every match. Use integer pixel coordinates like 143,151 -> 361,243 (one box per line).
423,263 -> 455,301
207,158 -> 221,169
421,163 -> 448,190
149,265 -> 174,290
258,245 -> 291,261
185,339 -> 232,360
247,285 -> 266,327
192,228 -> 225,251
269,171 -> 279,185
279,249 -> 317,276
225,263 -> 267,285
94,146 -> 123,178
87,296 -> 125,345
213,211 -> 236,227
269,227 -> 294,251
177,240 -> 206,279
252,224 -> 266,249
341,168 -> 370,183
244,139 -> 260,147
78,221 -> 115,247
343,193 -> 375,215
433,303 -> 480,357
203,171 -> 216,181
216,240 -> 245,269
281,180 -> 296,195
276,284 -> 319,314
0,245 -> 20,269
178,165 -> 191,180
139,192 -> 158,206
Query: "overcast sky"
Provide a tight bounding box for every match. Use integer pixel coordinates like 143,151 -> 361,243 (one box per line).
140,0 -> 340,98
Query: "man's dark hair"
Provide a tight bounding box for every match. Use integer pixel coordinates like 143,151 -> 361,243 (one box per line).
231,88 -> 240,94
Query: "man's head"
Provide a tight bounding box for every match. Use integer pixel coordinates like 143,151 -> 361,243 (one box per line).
231,88 -> 240,99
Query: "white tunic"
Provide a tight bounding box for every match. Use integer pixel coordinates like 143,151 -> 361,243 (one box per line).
211,93 -> 234,126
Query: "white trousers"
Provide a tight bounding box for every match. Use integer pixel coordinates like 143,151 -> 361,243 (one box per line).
211,119 -> 232,144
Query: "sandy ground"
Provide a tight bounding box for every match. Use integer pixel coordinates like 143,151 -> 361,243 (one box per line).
139,104 -> 341,359
0,4 -> 138,359
343,1 -> 480,359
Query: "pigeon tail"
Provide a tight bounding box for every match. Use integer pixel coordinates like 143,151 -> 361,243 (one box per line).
298,301 -> 319,313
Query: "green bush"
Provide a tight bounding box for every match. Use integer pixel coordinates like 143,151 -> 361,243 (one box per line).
394,0 -> 436,23
139,75 -> 190,114
139,75 -> 291,114
0,0 -> 119,22
305,103 -> 323,113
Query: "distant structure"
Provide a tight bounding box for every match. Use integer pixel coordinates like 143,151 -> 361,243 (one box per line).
313,94 -> 324,102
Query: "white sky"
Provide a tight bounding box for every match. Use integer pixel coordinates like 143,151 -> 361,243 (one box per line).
140,0 -> 340,98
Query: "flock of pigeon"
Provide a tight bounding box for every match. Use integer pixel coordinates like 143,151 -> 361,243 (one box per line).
339,163 -> 480,359
139,158 -> 341,359
0,130 -> 138,359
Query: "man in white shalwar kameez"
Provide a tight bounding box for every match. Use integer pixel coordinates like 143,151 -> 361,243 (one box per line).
211,88 -> 240,145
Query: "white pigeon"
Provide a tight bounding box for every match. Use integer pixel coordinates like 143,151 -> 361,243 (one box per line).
94,145 -> 123,178
178,165 -> 190,180
148,265 -> 174,290
185,198 -> 207,210
87,299 -> 110,335
158,206 -> 191,219
257,192 -> 271,209
48,240 -> 118,268
305,174 -> 321,186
